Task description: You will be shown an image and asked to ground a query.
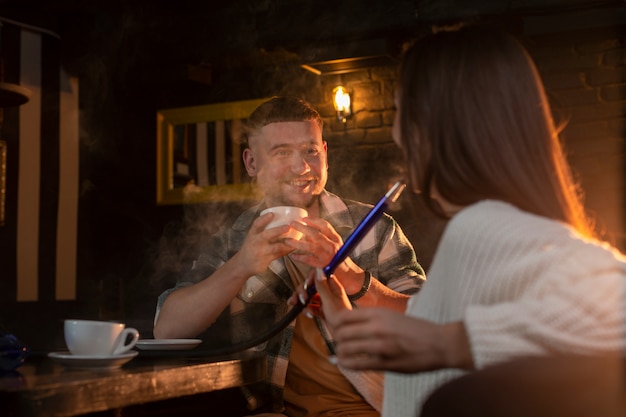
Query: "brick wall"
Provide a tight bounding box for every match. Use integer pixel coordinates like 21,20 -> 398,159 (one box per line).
0,1 -> 622,348
299,65 -> 447,271
528,25 -> 625,248
295,21 -> 625,270
318,67 -> 449,271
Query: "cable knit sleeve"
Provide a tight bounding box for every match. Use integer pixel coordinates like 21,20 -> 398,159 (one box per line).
386,200 -> 626,417
466,242 -> 626,368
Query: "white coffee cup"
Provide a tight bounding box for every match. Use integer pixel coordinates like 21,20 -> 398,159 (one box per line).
260,206 -> 308,240
64,319 -> 140,356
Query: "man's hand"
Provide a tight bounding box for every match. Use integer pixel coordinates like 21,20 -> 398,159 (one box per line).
235,211 -> 299,276
285,217 -> 344,267
285,217 -> 366,295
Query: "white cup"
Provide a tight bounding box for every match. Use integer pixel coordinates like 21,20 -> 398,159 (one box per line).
64,319 -> 140,357
260,206 -> 308,240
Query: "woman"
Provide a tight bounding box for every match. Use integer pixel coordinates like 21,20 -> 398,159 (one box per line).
294,24 -> 626,417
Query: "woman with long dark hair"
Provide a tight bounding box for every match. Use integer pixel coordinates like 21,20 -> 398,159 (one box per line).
297,24 -> 626,417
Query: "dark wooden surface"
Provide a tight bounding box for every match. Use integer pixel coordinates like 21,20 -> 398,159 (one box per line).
0,350 -> 267,417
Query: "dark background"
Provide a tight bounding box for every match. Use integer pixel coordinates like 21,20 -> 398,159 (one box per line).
0,0 -> 623,352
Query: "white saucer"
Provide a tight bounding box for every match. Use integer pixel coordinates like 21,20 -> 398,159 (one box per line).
48,351 -> 138,369
135,339 -> 202,351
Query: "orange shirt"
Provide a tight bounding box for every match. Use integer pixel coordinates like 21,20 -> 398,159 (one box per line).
283,257 -> 378,417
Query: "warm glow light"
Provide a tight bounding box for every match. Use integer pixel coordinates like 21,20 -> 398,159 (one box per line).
333,86 -> 351,123
333,86 -> 350,111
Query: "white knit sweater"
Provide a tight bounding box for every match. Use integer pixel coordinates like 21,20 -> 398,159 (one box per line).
383,200 -> 626,417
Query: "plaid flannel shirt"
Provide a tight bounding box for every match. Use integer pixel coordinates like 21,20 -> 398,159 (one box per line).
156,189 -> 425,412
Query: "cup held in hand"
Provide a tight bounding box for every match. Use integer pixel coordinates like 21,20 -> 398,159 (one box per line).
261,206 -> 308,240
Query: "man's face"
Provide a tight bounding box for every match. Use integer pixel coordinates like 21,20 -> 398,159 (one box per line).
243,121 -> 328,210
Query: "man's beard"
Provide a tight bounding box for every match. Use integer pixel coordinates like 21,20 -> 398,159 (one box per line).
275,192 -> 320,210
265,177 -> 324,210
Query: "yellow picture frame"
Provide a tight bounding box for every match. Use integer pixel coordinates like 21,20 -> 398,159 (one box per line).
156,98 -> 269,205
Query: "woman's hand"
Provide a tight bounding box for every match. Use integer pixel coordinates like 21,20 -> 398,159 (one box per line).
308,269 -> 476,373
288,268 -> 353,320
327,308 -> 475,373
287,264 -> 475,374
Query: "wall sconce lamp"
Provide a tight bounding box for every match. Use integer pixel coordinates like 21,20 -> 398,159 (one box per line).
333,86 -> 351,123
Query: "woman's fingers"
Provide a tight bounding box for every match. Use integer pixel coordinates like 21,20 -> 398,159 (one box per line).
315,271 -> 350,306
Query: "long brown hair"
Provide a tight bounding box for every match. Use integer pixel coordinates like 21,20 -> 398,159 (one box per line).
396,24 -> 595,238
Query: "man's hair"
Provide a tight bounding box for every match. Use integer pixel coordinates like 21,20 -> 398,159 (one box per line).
396,24 -> 594,237
241,96 -> 323,147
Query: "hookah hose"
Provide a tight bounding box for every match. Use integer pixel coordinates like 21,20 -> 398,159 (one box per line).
199,181 -> 406,356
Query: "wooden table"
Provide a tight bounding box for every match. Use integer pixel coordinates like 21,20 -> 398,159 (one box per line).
0,349 -> 267,417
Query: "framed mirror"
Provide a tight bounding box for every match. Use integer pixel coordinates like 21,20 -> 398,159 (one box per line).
156,98 -> 270,205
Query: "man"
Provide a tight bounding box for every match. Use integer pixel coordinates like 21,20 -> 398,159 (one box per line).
154,96 -> 424,416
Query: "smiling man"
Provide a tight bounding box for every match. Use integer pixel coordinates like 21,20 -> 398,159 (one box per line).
153,96 -> 425,416
242,118 -> 328,213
